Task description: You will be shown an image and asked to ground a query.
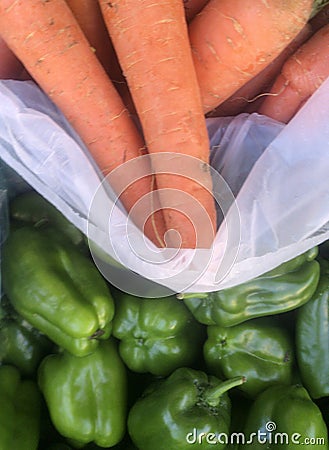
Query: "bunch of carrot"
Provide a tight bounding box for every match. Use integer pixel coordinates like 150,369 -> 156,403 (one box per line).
0,0 -> 327,248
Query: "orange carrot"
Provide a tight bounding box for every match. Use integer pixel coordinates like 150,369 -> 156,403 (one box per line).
245,6 -> 329,115
207,23 -> 313,117
0,36 -> 24,79
99,0 -> 217,248
0,0 -> 167,246
188,0 -> 314,114
258,23 -> 329,123
216,3 -> 329,118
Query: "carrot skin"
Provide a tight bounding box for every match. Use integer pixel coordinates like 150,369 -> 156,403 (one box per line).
189,0 -> 314,114
207,23 -> 313,117
258,24 -> 329,123
99,0 -> 217,248
0,0 -> 167,246
243,23 -> 314,114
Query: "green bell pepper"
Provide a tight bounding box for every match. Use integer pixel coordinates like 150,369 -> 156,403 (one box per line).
181,248 -> 320,327
0,365 -> 41,450
2,225 -> 114,357
0,296 -> 53,377
203,318 -> 294,398
112,293 -> 205,376
128,367 -> 245,450
9,191 -> 84,246
240,384 -> 328,449
38,339 -> 127,448
295,258 -> 329,399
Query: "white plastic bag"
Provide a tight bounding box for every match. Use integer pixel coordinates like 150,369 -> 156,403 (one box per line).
0,78 -> 329,296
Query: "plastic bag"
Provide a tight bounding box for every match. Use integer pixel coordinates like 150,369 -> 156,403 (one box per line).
0,78 -> 329,296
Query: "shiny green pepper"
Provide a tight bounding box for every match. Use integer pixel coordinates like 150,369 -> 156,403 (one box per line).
0,296 -> 53,377
204,318 -> 294,398
181,248 -> 320,327
38,339 -> 127,448
112,293 -> 205,376
128,367 -> 245,450
0,365 -> 41,449
9,191 -> 84,246
240,384 -> 328,449
2,225 -> 114,357
296,258 -> 329,399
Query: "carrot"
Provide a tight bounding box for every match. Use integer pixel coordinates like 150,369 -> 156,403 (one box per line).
244,5 -> 329,115
214,2 -> 329,118
0,35 -> 24,79
0,0 -> 167,247
207,23 -> 313,117
188,0 -> 314,114
258,23 -> 329,123
99,0 -> 217,248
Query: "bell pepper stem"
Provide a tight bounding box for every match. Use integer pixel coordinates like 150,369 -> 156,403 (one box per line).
176,293 -> 209,300
204,376 -> 246,407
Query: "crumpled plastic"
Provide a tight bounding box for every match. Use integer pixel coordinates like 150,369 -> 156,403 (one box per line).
0,77 -> 328,296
